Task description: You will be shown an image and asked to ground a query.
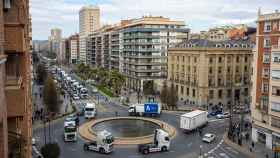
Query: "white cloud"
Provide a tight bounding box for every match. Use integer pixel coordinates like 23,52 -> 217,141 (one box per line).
31,0 -> 279,40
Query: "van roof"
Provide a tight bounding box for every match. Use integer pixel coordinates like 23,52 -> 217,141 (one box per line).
181,110 -> 206,118
85,103 -> 95,108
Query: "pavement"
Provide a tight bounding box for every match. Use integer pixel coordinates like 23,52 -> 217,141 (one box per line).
32,65 -> 250,158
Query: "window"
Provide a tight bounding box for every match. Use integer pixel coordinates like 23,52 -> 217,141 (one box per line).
218,57 -> 222,63
218,90 -> 223,99
272,102 -> 280,112
272,70 -> 280,80
209,57 -> 213,63
181,86 -> 184,94
218,67 -> 222,74
272,53 -> 280,63
264,21 -> 272,32
271,117 -> 280,129
193,67 -> 197,73
263,68 -> 270,78
186,88 -> 189,96
209,90 -> 214,99
262,82 -> 269,93
244,66 -> 248,72
4,0 -> 11,9
236,56 -> 240,63
193,89 -> 195,97
177,56 -> 179,61
272,86 -> 280,96
194,57 -> 197,63
227,89 -> 231,98
236,66 -> 239,73
245,56 -> 248,63
182,65 -> 185,72
263,53 -> 270,63
264,38 -> 271,48
227,67 -> 231,73
244,88 -> 248,96
208,67 -> 213,74
182,56 -> 185,62
218,78 -> 223,86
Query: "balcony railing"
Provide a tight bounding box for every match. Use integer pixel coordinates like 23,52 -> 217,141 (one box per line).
5,76 -> 23,89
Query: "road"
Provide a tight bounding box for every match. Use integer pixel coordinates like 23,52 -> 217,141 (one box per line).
33,66 -> 248,158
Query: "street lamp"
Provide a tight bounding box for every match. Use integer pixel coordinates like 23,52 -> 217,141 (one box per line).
199,145 -> 203,157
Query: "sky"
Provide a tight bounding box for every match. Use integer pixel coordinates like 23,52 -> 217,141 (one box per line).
31,0 -> 280,40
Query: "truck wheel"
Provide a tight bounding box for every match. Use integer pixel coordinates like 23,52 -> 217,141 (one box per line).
99,148 -> 105,154
143,149 -> 149,155
161,146 -> 167,152
83,145 -> 88,151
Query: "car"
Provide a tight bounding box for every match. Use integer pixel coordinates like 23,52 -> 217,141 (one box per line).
73,94 -> 80,100
202,133 -> 216,143
92,87 -> 98,93
216,112 -> 230,119
66,114 -> 79,125
209,110 -> 223,117
32,138 -> 36,146
77,104 -> 85,116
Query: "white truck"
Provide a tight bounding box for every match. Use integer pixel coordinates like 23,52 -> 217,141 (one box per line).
180,110 -> 208,133
138,129 -> 170,155
64,121 -> 77,142
84,103 -> 96,119
83,130 -> 114,154
80,87 -> 88,99
128,103 -> 161,117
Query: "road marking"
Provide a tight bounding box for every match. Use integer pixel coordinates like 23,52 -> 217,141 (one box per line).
219,146 -> 235,158
225,147 -> 239,155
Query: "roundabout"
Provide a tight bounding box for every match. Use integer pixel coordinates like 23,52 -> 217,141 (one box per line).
79,117 -> 177,145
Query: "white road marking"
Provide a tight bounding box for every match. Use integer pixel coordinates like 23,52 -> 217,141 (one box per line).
219,146 -> 235,158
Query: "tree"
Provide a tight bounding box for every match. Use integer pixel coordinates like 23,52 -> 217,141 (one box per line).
36,63 -> 47,85
160,81 -> 168,108
110,70 -> 126,95
167,84 -> 178,110
43,76 -> 60,114
41,143 -> 60,158
143,81 -> 155,96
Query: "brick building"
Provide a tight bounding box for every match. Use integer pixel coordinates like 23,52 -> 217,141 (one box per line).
0,0 -> 32,158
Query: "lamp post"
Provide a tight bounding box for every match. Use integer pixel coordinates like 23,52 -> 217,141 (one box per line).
199,145 -> 203,157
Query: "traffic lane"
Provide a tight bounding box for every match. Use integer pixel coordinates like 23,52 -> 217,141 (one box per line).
205,142 -> 247,158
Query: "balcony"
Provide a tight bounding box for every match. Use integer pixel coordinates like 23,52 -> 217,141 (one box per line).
5,76 -> 25,117
4,23 -> 25,53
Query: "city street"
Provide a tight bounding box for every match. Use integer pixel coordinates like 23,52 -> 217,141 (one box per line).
33,86 -> 248,158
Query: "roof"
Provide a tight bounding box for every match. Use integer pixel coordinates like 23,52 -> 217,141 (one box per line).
174,38 -> 253,49
181,110 -> 206,118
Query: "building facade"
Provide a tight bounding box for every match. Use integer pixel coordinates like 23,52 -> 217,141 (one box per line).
122,16 -> 189,91
0,0 -> 32,158
79,5 -> 100,64
251,10 -> 280,150
168,39 -> 253,108
48,28 -> 62,56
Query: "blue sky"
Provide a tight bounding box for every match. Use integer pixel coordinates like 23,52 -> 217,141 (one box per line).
31,0 -> 280,40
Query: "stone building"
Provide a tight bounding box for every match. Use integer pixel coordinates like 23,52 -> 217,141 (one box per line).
168,39 -> 253,109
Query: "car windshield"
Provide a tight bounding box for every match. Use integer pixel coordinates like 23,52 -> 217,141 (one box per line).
64,127 -> 76,132
85,108 -> 94,111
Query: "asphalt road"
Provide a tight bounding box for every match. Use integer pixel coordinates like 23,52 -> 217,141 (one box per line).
33,66 -> 248,158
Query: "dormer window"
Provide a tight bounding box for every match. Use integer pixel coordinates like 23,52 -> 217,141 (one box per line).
4,0 -> 11,9
225,44 -> 231,48
242,44 -> 247,48
264,21 -> 272,32
234,44 -> 239,48
216,44 -> 222,48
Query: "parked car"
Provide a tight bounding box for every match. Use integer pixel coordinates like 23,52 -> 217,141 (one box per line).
216,112 -> 230,119
202,133 -> 216,143
208,110 -> 223,117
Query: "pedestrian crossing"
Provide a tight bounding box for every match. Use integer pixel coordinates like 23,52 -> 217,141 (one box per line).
204,141 -> 242,158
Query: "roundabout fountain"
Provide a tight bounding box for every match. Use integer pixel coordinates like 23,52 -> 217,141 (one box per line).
79,117 -> 176,145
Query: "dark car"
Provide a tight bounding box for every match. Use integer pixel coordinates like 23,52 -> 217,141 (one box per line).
208,110 -> 223,117
77,103 -> 85,116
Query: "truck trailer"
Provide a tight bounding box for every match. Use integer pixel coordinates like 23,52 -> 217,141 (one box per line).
128,103 -> 161,117
180,110 -> 208,133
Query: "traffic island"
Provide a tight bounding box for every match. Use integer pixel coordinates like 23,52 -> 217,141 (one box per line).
79,117 -> 176,145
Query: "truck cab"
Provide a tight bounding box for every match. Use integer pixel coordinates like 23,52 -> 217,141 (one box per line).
138,129 -> 170,154
84,103 -> 96,119
64,121 -> 77,142
83,130 -> 114,154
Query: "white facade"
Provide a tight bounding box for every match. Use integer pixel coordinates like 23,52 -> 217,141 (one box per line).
70,40 -> 78,63
79,5 -> 100,64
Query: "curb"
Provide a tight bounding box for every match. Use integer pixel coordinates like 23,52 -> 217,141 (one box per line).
223,133 -> 255,158
79,117 -> 177,145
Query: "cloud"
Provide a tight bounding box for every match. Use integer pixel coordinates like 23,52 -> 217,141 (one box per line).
31,0 -> 279,40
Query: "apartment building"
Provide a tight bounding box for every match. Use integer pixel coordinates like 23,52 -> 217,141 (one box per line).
122,16 -> 189,91
79,5 -> 100,64
0,0 -> 32,158
48,28 -> 62,56
168,39 -> 253,108
66,34 -> 79,64
251,10 -> 280,150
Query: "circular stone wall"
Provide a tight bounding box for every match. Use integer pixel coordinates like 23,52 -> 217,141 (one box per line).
79,117 -> 177,145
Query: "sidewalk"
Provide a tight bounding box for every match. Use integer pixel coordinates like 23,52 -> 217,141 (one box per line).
224,132 -> 273,158
32,82 -> 73,130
